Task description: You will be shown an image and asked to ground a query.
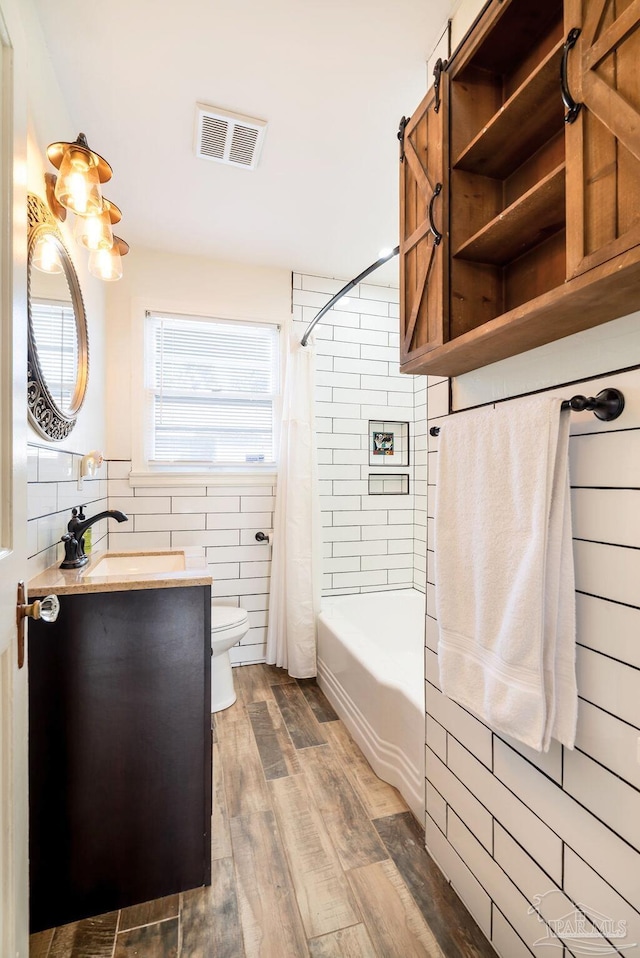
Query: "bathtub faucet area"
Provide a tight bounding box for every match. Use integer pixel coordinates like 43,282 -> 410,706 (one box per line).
60,506 -> 129,569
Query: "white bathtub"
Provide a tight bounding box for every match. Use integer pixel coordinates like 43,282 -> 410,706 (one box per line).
317,588 -> 425,821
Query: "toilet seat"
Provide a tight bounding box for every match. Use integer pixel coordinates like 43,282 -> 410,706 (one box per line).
212,607 -> 249,633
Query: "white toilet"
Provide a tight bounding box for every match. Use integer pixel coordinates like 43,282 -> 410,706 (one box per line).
211,605 -> 249,711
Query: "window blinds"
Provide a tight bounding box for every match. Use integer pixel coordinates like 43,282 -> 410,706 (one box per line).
146,312 -> 279,465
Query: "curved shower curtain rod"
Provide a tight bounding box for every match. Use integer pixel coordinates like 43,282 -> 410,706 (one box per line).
300,245 -> 399,346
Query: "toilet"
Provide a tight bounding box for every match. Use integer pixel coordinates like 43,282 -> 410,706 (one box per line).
211,605 -> 249,711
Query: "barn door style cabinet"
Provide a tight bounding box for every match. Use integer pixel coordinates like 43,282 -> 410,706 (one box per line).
400,0 -> 640,377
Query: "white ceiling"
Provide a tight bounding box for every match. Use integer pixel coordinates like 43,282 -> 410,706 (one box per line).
33,0 -> 451,284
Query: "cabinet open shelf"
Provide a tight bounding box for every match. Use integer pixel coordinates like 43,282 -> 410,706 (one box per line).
401,247 -> 640,377
399,0 -> 640,377
453,163 -> 566,264
453,39 -> 565,178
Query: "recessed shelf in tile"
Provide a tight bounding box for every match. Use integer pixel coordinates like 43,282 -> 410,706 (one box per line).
369,421 -> 409,467
368,474 -> 410,496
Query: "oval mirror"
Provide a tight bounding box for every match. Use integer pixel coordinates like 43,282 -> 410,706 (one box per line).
27,192 -> 89,440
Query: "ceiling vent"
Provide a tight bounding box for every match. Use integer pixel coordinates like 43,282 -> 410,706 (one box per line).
194,104 -> 267,170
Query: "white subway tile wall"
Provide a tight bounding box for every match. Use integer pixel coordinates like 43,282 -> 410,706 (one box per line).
105,460 -> 275,667
294,272 -> 427,597
27,443 -> 109,576
98,274 -> 426,665
425,366 -> 640,957
13,286 -> 426,664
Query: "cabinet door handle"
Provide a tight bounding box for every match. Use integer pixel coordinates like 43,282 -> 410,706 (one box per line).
561,27 -> 582,124
397,115 -> 409,163
428,183 -> 443,246
433,58 -> 447,114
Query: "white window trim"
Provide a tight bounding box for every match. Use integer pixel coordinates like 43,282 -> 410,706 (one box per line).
130,298 -> 286,487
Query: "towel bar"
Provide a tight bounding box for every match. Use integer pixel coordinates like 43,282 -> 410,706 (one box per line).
429,387 -> 625,437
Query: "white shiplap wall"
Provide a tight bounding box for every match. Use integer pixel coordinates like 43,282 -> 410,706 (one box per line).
425,366 -> 640,957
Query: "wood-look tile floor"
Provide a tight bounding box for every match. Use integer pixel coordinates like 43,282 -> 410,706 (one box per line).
30,664 -> 496,958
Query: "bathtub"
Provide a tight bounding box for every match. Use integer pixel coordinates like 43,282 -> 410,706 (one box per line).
317,588 -> 425,821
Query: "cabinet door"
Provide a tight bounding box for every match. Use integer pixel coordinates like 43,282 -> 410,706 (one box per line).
399,72 -> 448,369
565,0 -> 640,277
29,586 -> 212,932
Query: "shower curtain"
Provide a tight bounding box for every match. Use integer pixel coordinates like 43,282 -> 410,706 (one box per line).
266,333 -> 321,677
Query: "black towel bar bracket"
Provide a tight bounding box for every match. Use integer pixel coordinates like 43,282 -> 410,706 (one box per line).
429,387 -> 625,437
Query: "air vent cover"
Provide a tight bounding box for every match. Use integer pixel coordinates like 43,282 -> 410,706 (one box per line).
195,104 -> 267,170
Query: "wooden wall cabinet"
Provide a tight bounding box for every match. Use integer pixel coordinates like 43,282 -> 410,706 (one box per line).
399,72 -> 448,366
399,0 -> 640,377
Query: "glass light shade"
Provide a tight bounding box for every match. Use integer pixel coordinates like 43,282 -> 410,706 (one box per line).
32,235 -> 63,274
88,245 -> 123,282
54,145 -> 103,216
74,207 -> 113,251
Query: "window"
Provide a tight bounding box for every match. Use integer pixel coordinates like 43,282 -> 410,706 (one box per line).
144,311 -> 280,469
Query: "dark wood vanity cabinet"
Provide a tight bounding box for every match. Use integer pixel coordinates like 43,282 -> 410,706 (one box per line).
28,585 -> 212,933
399,0 -> 640,376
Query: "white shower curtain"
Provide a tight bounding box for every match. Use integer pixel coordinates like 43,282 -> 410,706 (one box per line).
266,333 -> 321,677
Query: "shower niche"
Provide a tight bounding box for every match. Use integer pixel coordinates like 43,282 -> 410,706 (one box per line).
368,420 -> 409,466
368,474 -> 410,495
368,420 -> 409,495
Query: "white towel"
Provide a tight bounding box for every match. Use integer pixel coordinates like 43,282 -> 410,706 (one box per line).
434,395 -> 577,752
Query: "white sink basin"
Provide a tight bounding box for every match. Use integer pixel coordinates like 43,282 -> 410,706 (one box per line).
85,552 -> 186,577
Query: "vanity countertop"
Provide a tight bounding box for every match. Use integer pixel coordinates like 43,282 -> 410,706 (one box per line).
28,547 -> 212,597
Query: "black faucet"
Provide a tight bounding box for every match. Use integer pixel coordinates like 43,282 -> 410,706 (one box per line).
60,506 -> 129,569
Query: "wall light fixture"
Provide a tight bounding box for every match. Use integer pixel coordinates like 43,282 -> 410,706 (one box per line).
45,132 -> 129,281
74,197 -> 121,252
88,236 -> 129,282
46,133 -> 111,217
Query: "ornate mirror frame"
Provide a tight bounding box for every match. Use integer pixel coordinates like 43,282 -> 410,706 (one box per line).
27,192 -> 89,440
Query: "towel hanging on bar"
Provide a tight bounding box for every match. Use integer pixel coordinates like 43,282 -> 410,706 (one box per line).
434,394 -> 577,751
429,388 -> 624,436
